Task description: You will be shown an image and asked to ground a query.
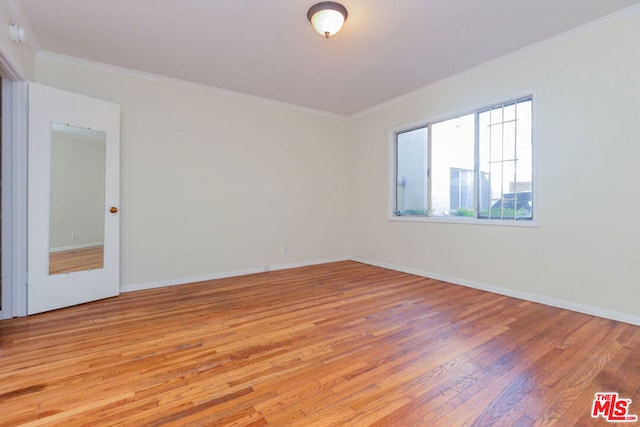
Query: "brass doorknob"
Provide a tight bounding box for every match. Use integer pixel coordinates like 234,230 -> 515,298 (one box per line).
109,207 -> 119,213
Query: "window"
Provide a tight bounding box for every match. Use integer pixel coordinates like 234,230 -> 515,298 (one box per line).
394,96 -> 533,221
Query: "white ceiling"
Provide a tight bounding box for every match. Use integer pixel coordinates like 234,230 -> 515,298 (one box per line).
17,0 -> 640,116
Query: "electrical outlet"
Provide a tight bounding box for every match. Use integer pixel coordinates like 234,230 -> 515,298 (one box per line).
284,246 -> 288,255
71,232 -> 78,240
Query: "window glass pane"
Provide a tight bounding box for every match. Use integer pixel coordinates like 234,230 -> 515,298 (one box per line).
478,170 -> 491,214
396,127 -> 428,215
490,107 -> 503,126
489,122 -> 503,162
503,121 -> 516,161
450,168 -> 474,213
489,162 -> 504,197
503,103 -> 516,122
431,114 -> 475,217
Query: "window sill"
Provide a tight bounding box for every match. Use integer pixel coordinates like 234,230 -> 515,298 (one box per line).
388,214 -> 539,228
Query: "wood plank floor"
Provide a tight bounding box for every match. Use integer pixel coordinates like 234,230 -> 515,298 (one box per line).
1,261 -> 639,426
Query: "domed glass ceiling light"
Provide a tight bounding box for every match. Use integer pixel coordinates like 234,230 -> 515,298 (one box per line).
307,2 -> 348,38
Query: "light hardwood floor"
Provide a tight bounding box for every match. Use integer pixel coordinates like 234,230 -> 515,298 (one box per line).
0,261 -> 638,426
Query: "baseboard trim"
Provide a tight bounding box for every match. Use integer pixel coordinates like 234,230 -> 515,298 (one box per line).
50,242 -> 104,253
120,257 -> 349,293
351,257 -> 640,326
120,255 -> 640,326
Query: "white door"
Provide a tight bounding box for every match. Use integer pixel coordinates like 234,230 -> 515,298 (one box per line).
28,83 -> 120,315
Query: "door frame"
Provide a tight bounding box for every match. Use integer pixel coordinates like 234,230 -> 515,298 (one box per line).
1,9 -> 32,318
1,79 -> 28,318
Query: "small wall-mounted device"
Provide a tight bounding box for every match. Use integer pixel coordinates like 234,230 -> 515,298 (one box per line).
9,24 -> 27,43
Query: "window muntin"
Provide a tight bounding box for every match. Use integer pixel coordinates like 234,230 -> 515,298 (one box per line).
394,97 -> 533,221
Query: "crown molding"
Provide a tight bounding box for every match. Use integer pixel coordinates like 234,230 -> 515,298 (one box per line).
29,2 -> 640,121
37,51 -> 349,121
0,40 -> 26,80
351,3 -> 640,119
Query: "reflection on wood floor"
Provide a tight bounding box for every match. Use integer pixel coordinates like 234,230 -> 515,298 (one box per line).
49,245 -> 104,275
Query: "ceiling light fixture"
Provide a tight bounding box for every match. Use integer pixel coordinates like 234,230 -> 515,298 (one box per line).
307,2 -> 348,38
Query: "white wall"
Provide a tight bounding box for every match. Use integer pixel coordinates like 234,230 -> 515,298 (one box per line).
349,13 -> 640,320
32,10 -> 640,322
35,58 -> 350,288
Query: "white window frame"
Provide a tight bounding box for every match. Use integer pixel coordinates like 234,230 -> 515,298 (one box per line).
389,94 -> 539,227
